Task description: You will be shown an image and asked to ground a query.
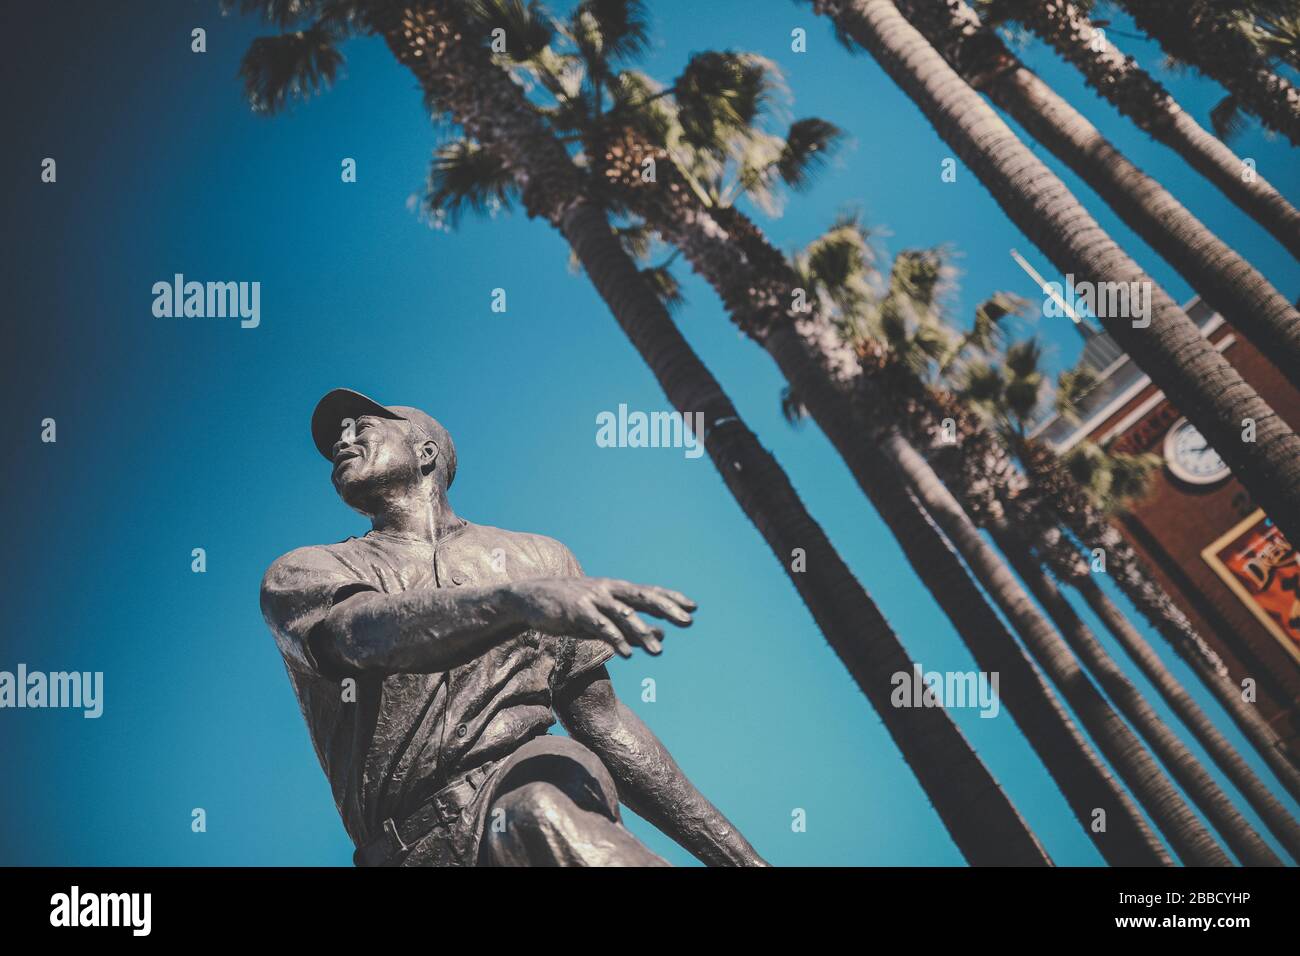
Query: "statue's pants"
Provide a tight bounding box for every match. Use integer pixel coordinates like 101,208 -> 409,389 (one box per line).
361,734 -> 655,866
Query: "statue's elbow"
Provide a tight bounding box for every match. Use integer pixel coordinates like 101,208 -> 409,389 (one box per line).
311,610 -> 388,676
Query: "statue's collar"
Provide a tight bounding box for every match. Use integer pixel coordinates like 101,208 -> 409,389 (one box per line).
365,516 -> 471,549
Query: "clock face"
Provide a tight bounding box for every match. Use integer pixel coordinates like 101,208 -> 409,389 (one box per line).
1163,418 -> 1231,486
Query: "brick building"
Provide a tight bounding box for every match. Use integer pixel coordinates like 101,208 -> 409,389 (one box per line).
1032,297 -> 1300,751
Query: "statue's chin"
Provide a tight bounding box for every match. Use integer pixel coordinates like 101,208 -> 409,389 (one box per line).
335,465 -> 423,517
334,478 -> 375,516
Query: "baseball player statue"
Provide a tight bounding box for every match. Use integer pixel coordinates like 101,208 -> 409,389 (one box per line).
261,388 -> 767,867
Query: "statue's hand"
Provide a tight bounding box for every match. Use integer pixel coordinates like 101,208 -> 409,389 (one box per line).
509,577 -> 696,657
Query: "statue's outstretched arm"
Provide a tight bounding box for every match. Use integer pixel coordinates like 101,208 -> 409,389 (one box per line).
311,577 -> 692,676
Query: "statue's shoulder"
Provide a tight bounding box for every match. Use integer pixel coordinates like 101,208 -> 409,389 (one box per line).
455,521 -> 579,576
260,538 -> 371,593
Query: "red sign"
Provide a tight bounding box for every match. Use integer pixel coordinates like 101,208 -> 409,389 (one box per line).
1202,510 -> 1300,667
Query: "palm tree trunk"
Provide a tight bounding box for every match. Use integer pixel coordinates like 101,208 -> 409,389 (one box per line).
877,332 -> 1300,829
597,134 -> 1173,863
378,0 -> 1050,865
989,519 -> 1283,865
1020,441 -> 1300,804
1068,570 -> 1300,862
868,482 -> 1172,865
564,202 -> 1048,865
997,0 -> 1300,261
810,0 -> 1300,549
1116,0 -> 1300,147
898,0 -> 1300,391
878,427 -> 1232,865
660,110 -> 1300,853
901,348 -> 1299,860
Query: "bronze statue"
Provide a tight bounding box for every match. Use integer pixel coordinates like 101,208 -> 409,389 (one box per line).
261,389 -> 766,866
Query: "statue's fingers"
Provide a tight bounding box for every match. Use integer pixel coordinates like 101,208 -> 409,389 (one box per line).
650,585 -> 697,614
598,600 -> 663,654
581,605 -> 633,657
609,584 -> 694,626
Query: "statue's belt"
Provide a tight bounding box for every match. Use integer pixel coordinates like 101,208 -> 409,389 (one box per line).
352,761 -> 499,867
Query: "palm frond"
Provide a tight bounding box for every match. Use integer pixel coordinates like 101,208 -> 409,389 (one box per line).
239,22 -> 344,114
969,291 -> 1025,352
466,0 -> 555,62
1209,93 -> 1249,142
1063,441 -> 1108,499
425,141 -> 517,226
974,290 -> 1025,328
1004,372 -> 1043,422
1062,441 -> 1159,512
780,384 -> 809,426
639,265 -> 685,313
519,45 -> 587,104
579,0 -> 651,62
802,217 -> 876,310
673,52 -> 780,154
731,130 -> 788,214
1004,337 -> 1043,379
1055,363 -> 1101,423
958,360 -> 1004,408
776,117 -> 843,191
887,247 -> 951,312
1105,450 -> 1161,510
610,70 -> 677,146
909,321 -> 957,371
615,222 -> 655,261
1245,9 -> 1300,68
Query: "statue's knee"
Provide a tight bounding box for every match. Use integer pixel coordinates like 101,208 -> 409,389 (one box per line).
495,781 -> 577,836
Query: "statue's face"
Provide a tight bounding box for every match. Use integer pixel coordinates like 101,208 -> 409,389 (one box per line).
330,415 -> 423,514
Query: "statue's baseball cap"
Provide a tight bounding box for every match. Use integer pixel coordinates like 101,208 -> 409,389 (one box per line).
311,387 -> 458,488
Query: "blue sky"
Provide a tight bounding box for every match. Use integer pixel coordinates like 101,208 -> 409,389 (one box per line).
3,1 -> 1298,866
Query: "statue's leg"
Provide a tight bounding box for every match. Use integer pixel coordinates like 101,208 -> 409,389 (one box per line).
483,780 -> 669,866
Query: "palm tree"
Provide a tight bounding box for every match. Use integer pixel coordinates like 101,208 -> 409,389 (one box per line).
993,519 -> 1282,864
828,252 -> 1272,791
1113,0 -> 1300,146
1064,553 -> 1300,861
955,342 -> 1298,863
537,12 -> 1191,862
983,0 -> 1300,262
922,330 -> 1300,809
897,315 -> 1300,812
895,0 -> 1300,393
842,239 -> 1300,816
614,57 -> 1292,855
588,103 -> 1223,862
805,0 -> 1300,573
1016,436 -> 1300,809
877,423 -> 1231,864
426,0 -> 1190,864
230,0 -> 1051,865
801,240 -> 1263,865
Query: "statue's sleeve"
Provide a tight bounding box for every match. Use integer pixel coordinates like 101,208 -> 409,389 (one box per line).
551,544 -> 615,689
260,545 -> 376,678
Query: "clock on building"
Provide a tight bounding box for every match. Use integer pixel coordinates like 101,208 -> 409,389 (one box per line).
1163,417 -> 1231,486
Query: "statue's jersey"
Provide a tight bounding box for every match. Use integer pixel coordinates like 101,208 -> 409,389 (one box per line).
259,519 -> 613,850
